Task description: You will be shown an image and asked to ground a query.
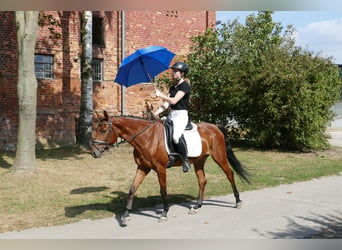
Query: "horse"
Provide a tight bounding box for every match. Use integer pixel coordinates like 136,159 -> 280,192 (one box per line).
92,110 -> 250,226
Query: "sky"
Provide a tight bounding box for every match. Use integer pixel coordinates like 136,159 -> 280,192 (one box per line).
216,11 -> 342,64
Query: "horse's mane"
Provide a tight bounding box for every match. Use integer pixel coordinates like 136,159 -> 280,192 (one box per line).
110,115 -> 154,121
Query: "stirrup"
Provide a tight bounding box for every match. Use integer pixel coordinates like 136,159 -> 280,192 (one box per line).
166,155 -> 178,168
182,159 -> 191,173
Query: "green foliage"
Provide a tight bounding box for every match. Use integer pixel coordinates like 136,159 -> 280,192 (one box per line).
38,12 -> 61,39
187,11 -> 341,150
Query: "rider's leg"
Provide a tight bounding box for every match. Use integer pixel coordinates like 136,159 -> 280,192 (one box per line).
168,110 -> 190,172
173,135 -> 191,173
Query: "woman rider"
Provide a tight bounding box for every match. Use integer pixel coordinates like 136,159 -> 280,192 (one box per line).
153,62 -> 191,173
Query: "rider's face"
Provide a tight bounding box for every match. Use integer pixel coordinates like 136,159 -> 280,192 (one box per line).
172,69 -> 183,80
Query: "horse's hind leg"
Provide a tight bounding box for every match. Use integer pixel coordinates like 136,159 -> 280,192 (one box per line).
211,153 -> 242,208
121,165 -> 151,226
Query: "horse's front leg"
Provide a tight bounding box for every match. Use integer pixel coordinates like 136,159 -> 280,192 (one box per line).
189,158 -> 208,214
157,166 -> 169,222
121,166 -> 150,226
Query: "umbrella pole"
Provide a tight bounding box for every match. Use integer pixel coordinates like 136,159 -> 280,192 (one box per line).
139,57 -> 158,98
139,57 -> 154,83
150,83 -> 158,99
137,58 -> 157,98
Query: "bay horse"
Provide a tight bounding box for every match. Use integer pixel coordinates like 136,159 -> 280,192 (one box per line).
92,110 -> 250,226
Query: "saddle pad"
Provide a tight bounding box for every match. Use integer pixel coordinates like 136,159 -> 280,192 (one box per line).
164,123 -> 202,157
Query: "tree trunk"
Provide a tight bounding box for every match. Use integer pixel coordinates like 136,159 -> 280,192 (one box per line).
12,11 -> 39,173
77,11 -> 93,150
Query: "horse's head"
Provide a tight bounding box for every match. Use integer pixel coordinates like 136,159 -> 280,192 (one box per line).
91,110 -> 118,158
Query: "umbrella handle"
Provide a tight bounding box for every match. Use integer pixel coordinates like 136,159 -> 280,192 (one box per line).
150,84 -> 157,99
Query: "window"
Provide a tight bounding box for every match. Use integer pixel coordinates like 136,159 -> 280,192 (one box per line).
92,58 -> 103,81
80,15 -> 104,46
93,17 -> 104,45
35,54 -> 54,79
166,11 -> 178,18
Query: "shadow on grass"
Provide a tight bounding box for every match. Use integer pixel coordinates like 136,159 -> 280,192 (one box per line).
35,146 -> 88,161
230,139 -> 319,156
0,146 -> 90,170
70,186 -> 110,194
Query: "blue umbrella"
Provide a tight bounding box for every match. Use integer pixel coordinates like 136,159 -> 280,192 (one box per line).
114,46 -> 176,87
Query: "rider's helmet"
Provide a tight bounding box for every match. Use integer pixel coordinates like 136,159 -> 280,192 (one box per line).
170,62 -> 189,76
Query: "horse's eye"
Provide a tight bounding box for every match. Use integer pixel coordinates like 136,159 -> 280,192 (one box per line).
101,129 -> 107,134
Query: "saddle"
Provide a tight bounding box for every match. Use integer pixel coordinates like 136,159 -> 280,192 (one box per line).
163,117 -> 202,157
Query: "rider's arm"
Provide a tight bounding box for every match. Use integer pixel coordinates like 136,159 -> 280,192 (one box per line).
156,89 -> 185,105
154,101 -> 169,118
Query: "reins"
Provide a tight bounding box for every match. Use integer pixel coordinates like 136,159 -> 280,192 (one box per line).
125,120 -> 158,143
93,118 -> 158,150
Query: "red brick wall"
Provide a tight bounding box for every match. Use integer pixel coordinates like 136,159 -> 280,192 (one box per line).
0,12 -> 19,150
35,11 -> 83,148
0,11 -> 216,150
122,11 -> 216,117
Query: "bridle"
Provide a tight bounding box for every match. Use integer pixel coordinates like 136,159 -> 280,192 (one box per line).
92,121 -> 115,153
92,119 -> 158,153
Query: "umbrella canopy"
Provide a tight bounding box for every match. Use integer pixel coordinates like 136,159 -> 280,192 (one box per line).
114,46 -> 175,87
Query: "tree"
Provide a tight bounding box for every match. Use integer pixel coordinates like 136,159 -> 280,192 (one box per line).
12,11 -> 39,173
188,11 -> 341,150
77,11 -> 93,150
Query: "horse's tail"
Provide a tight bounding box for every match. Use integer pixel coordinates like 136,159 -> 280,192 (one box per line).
218,125 -> 251,184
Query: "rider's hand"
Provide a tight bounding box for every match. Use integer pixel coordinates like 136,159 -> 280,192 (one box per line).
153,113 -> 160,120
155,89 -> 162,97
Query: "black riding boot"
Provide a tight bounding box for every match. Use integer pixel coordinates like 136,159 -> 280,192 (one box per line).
173,138 -> 191,173
166,154 -> 178,168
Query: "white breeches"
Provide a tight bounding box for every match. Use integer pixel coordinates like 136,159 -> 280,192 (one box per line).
168,110 -> 188,144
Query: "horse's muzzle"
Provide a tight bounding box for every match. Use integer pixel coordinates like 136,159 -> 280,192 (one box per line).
91,147 -> 102,158
91,141 -> 109,158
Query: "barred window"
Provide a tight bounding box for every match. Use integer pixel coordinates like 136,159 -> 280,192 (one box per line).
166,11 -> 178,18
92,58 -> 103,81
35,54 -> 54,79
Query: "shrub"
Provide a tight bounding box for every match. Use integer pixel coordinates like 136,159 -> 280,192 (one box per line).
187,12 -> 341,150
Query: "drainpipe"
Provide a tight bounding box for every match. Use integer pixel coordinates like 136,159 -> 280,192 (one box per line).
121,11 -> 125,115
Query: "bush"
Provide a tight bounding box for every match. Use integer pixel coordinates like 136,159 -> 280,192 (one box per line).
187,12 -> 341,150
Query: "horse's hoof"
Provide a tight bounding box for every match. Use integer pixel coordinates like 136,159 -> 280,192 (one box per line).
158,215 -> 168,223
235,201 -> 242,209
188,207 -> 199,215
121,215 -> 131,226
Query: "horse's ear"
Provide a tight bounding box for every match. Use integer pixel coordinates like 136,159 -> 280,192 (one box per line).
103,110 -> 109,121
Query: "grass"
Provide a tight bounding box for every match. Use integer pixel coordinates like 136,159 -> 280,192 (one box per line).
0,144 -> 342,233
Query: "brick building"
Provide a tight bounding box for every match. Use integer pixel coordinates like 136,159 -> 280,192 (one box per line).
0,11 -> 216,150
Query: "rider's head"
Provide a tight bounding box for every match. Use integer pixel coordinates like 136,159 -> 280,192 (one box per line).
170,62 -> 189,77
